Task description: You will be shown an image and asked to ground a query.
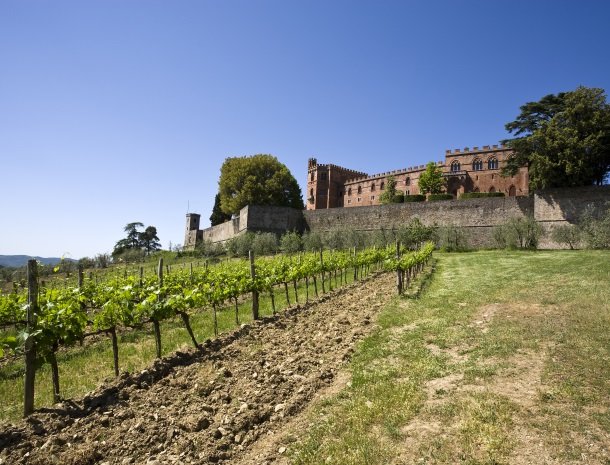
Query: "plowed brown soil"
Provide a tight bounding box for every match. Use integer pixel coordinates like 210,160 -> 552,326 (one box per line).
0,272 -> 395,465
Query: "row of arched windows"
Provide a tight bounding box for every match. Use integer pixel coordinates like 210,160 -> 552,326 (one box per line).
451,157 -> 499,172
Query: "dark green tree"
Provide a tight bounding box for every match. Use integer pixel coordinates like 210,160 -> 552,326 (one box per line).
210,193 -> 231,226
418,162 -> 446,194
112,222 -> 161,257
503,86 -> 610,189
218,154 -> 304,215
379,175 -> 399,204
140,226 -> 161,255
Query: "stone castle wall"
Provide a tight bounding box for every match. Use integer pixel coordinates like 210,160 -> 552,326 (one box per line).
185,186 -> 610,249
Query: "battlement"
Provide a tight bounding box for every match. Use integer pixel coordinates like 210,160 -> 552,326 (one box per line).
344,160 -> 443,184
445,144 -> 509,155
308,159 -> 368,178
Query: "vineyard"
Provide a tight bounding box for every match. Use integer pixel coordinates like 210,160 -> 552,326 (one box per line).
0,242 -> 434,418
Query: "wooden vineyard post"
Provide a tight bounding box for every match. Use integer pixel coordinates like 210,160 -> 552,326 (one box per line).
249,251 -> 259,320
319,249 -> 325,293
396,240 -> 403,295
24,259 -> 38,417
153,258 -> 163,359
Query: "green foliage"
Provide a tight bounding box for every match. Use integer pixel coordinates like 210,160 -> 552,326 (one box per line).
578,205 -> 610,249
418,162 -> 446,194
396,218 -> 438,249
113,223 -> 161,258
403,194 -> 426,202
302,231 -> 324,252
193,239 -> 225,258
393,192 -> 405,203
551,225 -> 581,249
379,176 -> 399,204
252,232 -> 279,256
428,193 -> 453,201
218,154 -> 304,215
225,232 -> 255,258
493,217 -> 543,249
323,229 -> 345,250
460,192 -> 505,199
279,231 -> 303,254
210,193 -> 231,226
503,86 -> 610,190
437,225 -> 469,251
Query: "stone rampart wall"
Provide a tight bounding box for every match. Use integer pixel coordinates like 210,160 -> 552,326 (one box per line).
194,186 -> 610,248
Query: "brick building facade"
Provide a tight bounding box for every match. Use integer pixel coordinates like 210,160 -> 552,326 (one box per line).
306,144 -> 528,210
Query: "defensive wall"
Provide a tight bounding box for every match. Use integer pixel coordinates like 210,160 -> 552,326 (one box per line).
185,186 -> 610,249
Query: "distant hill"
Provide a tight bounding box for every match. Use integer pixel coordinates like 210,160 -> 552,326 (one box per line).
0,255 -> 76,268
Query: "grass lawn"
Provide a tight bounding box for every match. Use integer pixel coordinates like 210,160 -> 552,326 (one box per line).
290,250 -> 610,465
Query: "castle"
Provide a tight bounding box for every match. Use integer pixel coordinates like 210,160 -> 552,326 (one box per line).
306,144 -> 529,210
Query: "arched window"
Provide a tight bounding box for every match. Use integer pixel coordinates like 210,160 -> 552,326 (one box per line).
489,186 -> 496,193
310,188 -> 314,197
310,172 -> 314,181
472,158 -> 483,171
508,185 -> 516,197
357,185 -> 362,194
348,188 -> 352,196
380,182 -> 385,190
405,177 -> 411,186
473,187 -> 480,193
451,160 -> 461,172
488,157 -> 498,170
371,182 -> 376,191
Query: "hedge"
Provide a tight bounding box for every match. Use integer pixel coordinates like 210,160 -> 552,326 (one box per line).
404,194 -> 426,202
459,192 -> 505,199
428,194 -> 454,201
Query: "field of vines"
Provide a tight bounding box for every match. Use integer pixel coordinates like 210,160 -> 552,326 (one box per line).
0,242 -> 433,417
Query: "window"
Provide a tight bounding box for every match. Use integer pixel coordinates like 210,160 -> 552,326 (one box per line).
348,188 -> 352,196
473,187 -> 480,193
371,195 -> 375,200
310,172 -> 314,181
508,185 -> 516,197
357,197 -> 361,202
451,160 -> 461,172
371,182 -> 376,191
489,186 -> 496,193
472,158 -> 483,171
347,199 -> 352,204
309,188 -> 314,197
488,157 -> 498,170
380,182 -> 385,190
406,190 -> 410,195
405,177 -> 411,186
357,185 -> 362,194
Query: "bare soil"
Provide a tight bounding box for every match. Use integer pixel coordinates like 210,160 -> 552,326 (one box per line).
0,272 -> 396,465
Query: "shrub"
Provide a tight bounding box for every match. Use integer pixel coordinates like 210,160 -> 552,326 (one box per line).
494,217 -> 542,249
437,225 -> 469,252
403,194 -> 426,202
225,232 -> 255,257
252,232 -> 278,256
193,239 -> 225,258
280,231 -> 303,254
302,231 -> 324,251
579,205 -> 610,249
459,192 -> 505,199
428,194 -> 453,201
393,193 -> 405,203
344,229 -> 368,249
550,224 -> 581,249
324,229 -> 345,250
397,218 -> 437,249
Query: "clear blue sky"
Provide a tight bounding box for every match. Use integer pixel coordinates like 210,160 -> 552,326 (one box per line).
2,0 -> 609,258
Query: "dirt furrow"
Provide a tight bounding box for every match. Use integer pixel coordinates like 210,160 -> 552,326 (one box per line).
0,272 -> 395,465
